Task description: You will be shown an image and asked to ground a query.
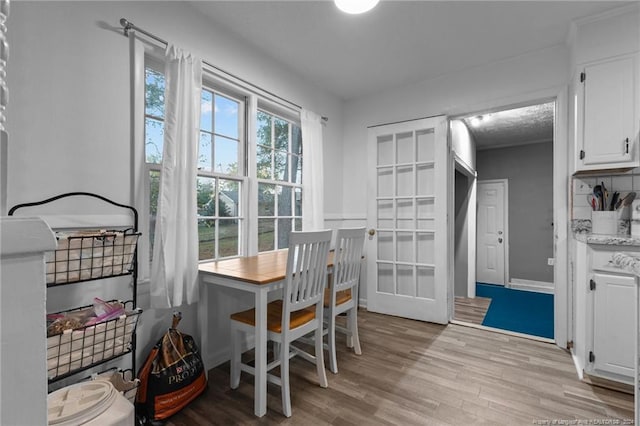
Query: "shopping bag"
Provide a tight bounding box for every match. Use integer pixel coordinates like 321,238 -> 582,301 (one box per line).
136,312 -> 207,422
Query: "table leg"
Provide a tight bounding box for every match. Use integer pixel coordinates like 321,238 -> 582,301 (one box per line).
254,288 -> 268,417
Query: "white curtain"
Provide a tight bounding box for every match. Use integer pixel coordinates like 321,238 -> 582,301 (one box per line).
150,45 -> 202,308
300,109 -> 324,231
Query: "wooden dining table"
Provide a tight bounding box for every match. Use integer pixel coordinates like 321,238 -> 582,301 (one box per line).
198,249 -> 334,417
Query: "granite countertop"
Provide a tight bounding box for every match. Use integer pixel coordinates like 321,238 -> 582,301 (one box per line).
574,233 -> 640,246
572,219 -> 640,246
610,252 -> 640,276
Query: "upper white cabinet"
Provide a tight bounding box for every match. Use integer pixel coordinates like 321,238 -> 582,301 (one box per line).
575,55 -> 639,172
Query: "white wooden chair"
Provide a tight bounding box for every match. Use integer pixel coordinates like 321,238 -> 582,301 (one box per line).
229,230 -> 332,418
324,227 -> 366,374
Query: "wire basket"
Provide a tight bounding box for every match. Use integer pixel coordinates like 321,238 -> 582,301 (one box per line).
45,229 -> 140,285
46,302 -> 142,382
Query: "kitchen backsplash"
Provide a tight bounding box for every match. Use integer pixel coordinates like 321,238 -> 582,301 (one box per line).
572,172 -> 640,234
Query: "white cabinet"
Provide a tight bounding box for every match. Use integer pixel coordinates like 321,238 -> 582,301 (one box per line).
589,271 -> 637,381
575,55 -> 639,172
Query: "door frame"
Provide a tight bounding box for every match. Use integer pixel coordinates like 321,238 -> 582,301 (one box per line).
451,155 -> 477,298
476,179 -> 510,286
447,87 -> 568,347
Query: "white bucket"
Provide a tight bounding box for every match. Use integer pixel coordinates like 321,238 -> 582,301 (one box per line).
48,381 -> 134,426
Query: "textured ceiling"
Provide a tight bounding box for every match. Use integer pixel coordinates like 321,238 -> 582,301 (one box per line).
462,102 -> 555,150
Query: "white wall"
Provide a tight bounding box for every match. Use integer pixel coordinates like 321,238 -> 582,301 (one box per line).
451,119 -> 476,299
451,119 -> 476,172
571,3 -> 640,68
8,1 -> 344,368
345,44 -> 571,303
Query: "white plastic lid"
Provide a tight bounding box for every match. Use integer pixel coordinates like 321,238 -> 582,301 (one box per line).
48,381 -> 117,425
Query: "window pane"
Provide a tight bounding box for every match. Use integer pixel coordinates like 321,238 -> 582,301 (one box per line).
145,68 -> 165,118
219,179 -> 239,217
149,170 -> 160,261
256,145 -> 272,179
278,186 -> 292,216
218,219 -> 239,258
258,219 -> 275,252
274,150 -> 288,182
291,125 -> 302,156
198,132 -> 212,171
145,117 -> 164,164
277,218 -> 292,249
274,118 -> 288,151
198,219 -> 215,260
215,94 -> 239,139
295,188 -> 302,216
258,183 -> 275,216
291,155 -> 302,184
201,90 -> 213,133
197,177 -> 216,216
215,135 -> 239,175
257,111 -> 272,147
294,218 -> 302,231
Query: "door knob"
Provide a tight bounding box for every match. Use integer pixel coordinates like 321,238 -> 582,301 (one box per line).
498,238 -> 503,243
368,229 -> 376,236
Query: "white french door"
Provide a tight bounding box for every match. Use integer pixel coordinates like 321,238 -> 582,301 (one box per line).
476,180 -> 507,285
366,116 -> 449,324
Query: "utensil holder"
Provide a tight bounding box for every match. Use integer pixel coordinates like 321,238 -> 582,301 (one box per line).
591,211 -> 619,235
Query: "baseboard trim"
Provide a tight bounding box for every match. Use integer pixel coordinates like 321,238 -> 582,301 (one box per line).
570,348 -> 584,380
508,278 -> 554,294
582,372 -> 634,394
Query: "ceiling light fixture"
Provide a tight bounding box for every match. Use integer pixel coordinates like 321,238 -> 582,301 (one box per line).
334,0 -> 380,14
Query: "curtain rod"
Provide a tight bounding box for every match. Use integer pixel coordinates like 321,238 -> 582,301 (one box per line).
119,18 -> 328,123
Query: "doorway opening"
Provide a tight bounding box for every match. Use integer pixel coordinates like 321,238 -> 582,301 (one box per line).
451,100 -> 555,341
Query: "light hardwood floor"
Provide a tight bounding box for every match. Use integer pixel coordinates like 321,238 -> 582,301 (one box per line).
453,296 -> 491,325
166,310 -> 633,425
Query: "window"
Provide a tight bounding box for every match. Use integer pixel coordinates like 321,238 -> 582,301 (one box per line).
142,62 -> 303,261
144,66 -> 245,261
256,111 -> 303,252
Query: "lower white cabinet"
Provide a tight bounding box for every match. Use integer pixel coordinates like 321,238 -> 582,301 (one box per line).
588,270 -> 637,382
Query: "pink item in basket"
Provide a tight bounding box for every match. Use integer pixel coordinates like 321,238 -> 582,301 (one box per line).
84,299 -> 125,326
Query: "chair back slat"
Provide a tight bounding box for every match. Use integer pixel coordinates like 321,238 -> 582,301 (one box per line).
333,227 -> 366,294
283,230 -> 332,327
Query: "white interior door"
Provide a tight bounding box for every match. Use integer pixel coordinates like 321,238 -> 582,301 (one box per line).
476,180 -> 507,285
366,116 -> 449,324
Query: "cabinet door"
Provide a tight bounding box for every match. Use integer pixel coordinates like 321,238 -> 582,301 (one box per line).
580,56 -> 637,168
591,272 -> 636,378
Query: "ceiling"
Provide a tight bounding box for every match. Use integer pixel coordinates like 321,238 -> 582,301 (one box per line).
462,102 -> 555,150
186,1 -> 628,149
188,0 -> 630,101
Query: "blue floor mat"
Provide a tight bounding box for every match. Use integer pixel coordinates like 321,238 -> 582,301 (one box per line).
475,283 -> 554,339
